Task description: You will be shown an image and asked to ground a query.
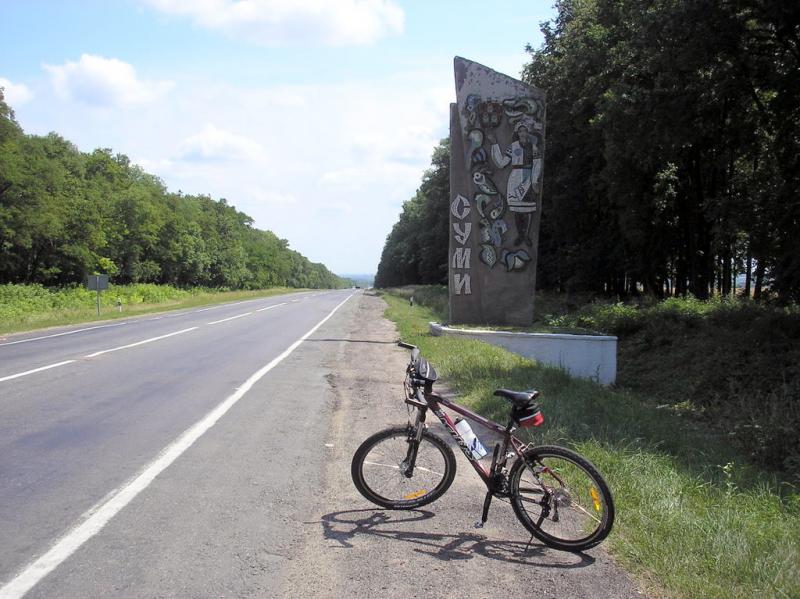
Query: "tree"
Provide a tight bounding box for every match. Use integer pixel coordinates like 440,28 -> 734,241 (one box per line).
375,139 -> 450,287
0,93 -> 347,290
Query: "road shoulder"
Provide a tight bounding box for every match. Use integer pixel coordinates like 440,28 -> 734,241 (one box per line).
282,292 -> 646,599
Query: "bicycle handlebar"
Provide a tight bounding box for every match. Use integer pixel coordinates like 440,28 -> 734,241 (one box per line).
397,341 -> 417,350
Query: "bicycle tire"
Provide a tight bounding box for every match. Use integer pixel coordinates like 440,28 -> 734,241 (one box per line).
509,445 -> 614,551
351,426 -> 456,509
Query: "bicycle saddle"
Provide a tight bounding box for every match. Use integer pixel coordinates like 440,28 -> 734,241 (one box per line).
493,388 -> 539,407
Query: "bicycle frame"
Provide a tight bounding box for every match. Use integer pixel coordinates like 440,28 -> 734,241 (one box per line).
409,388 -> 528,491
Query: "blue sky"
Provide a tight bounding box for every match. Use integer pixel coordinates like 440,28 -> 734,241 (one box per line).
1,0 -> 555,275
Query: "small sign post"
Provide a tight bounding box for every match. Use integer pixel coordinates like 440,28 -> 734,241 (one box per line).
86,274 -> 109,316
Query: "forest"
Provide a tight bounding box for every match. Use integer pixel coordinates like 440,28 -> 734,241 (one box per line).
376,0 -> 799,301
0,93 -> 347,291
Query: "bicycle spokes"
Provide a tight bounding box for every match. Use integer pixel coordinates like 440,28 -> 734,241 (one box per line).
517,456 -> 608,540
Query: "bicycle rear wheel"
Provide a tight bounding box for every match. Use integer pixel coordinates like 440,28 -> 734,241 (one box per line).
351,426 -> 456,509
509,445 -> 614,551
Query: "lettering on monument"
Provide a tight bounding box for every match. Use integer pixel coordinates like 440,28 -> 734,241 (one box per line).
449,57 -> 546,325
452,247 -> 471,269
452,222 -> 472,245
453,273 -> 471,295
450,194 -> 472,295
450,194 -> 471,220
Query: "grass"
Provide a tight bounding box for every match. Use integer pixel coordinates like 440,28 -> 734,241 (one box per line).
381,291 -> 800,599
385,285 -> 609,335
544,296 -> 800,480
386,285 -> 800,482
0,283 -> 307,335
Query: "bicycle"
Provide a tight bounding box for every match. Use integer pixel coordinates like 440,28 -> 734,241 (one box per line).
350,341 -> 615,552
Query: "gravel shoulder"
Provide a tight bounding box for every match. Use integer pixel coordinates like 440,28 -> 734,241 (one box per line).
281,292 -> 646,599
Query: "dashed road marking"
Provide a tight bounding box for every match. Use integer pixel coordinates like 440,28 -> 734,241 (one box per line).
207,312 -> 252,325
0,361 -> 77,384
0,323 -> 129,348
0,293 -> 355,599
256,303 -> 287,312
84,328 -> 198,358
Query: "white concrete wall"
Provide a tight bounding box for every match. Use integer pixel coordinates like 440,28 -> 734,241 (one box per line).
430,323 -> 617,385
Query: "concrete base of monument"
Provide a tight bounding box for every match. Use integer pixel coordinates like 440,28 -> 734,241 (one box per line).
429,322 -> 618,386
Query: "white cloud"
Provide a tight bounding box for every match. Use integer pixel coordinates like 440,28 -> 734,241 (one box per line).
43,54 -> 173,106
142,0 -> 404,46
178,124 -> 266,162
0,77 -> 34,106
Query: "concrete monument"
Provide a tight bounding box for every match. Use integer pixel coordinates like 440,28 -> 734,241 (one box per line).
449,57 -> 546,326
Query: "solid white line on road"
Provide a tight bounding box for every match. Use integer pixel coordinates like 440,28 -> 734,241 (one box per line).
0,323 -> 129,348
256,302 -> 287,312
83,328 -> 199,358
0,293 -> 354,599
0,361 -> 77,384
207,312 -> 252,325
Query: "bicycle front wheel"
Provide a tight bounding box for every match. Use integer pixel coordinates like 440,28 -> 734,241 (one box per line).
351,426 -> 456,509
509,445 -> 614,551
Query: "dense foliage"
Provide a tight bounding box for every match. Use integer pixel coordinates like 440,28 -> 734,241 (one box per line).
547,295 -> 800,477
388,284 -> 800,480
0,92 -> 347,290
526,0 -> 800,300
376,0 -> 799,302
374,139 -> 450,288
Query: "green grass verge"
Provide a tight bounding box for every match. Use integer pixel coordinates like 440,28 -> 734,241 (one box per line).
381,292 -> 800,599
0,284 -> 308,335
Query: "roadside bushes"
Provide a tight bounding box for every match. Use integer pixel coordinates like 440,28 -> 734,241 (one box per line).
0,283 -> 196,328
546,296 -> 800,480
391,286 -> 800,481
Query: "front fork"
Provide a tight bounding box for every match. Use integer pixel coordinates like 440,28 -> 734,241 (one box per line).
401,407 -> 427,478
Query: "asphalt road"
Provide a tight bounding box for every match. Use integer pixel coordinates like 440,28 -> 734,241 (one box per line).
0,290 -> 645,598
0,289 -> 353,597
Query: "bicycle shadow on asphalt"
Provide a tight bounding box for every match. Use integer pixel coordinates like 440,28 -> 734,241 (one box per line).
315,509 -> 595,569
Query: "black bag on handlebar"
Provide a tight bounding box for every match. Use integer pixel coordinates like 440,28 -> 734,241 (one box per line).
414,357 -> 438,382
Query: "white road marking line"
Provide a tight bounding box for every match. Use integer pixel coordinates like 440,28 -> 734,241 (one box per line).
207,312 -> 252,325
83,328 -> 198,358
0,323 -> 129,348
0,361 -> 77,384
256,302 -> 287,312
0,292 -> 354,599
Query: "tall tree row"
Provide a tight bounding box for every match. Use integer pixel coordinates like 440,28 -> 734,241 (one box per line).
375,139 -> 450,288
376,0 -> 799,301
526,0 -> 799,300
0,92 -> 347,290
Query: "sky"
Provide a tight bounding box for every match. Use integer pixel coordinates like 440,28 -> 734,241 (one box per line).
0,0 -> 555,276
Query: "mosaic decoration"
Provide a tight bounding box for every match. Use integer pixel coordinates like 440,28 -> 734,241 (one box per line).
448,57 -> 546,326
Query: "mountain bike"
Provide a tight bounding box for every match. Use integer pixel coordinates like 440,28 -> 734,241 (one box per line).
351,342 -> 615,552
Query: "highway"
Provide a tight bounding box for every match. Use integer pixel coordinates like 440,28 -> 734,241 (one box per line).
0,290 -> 643,598
0,289 -> 355,598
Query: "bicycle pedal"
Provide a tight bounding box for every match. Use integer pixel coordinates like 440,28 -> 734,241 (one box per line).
474,521 -> 484,529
